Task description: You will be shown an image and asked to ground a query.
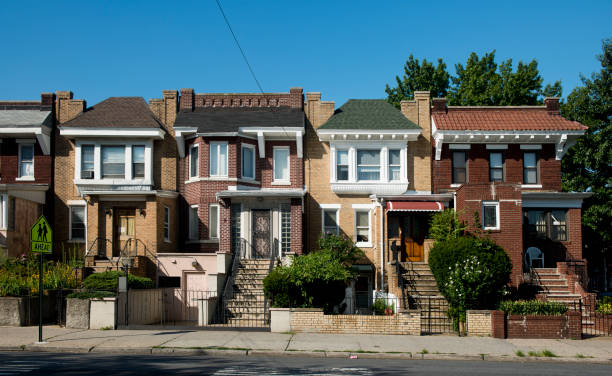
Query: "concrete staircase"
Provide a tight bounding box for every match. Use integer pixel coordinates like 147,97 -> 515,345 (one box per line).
533,268 -> 582,304
399,262 -> 452,333
223,259 -> 275,327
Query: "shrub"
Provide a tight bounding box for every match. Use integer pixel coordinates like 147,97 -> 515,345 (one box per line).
67,291 -> 116,299
0,254 -> 80,296
316,234 -> 364,265
428,236 -> 512,326
596,296 -> 612,314
499,300 -> 568,316
428,209 -> 466,242
82,271 -> 153,291
373,298 -> 394,316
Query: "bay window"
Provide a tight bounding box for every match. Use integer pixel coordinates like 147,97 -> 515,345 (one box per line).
336,150 -> 349,181
189,144 -> 199,179
81,145 -> 95,179
101,146 -> 125,179
357,149 -> 380,181
210,142 -> 228,177
388,149 -> 401,181
132,145 -> 145,178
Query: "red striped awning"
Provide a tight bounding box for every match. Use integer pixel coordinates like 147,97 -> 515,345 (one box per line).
386,201 -> 444,212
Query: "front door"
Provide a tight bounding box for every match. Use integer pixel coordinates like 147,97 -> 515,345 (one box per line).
113,208 -> 135,257
251,209 -> 271,259
402,216 -> 424,262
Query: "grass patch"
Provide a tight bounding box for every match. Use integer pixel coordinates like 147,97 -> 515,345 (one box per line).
353,350 -> 378,354
527,349 -> 557,357
100,326 -> 113,331
281,331 -> 296,335
419,348 -> 429,354
515,350 -> 525,357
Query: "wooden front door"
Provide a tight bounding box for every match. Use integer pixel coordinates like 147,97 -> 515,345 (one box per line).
251,209 -> 271,259
113,208 -> 135,257
402,216 -> 425,262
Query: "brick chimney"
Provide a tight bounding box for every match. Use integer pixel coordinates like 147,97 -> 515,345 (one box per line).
544,97 -> 560,115
40,93 -> 54,111
55,91 -> 85,124
180,88 -> 194,112
432,97 -> 447,114
289,87 -> 304,109
304,92 -> 335,130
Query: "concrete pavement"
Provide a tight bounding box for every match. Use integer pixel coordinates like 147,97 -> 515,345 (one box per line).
1,326 -> 612,363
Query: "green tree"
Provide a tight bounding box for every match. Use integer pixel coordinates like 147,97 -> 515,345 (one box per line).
561,38 -> 612,289
385,54 -> 450,108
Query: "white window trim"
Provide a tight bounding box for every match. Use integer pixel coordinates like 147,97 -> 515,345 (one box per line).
482,201 -> 500,231
209,204 -> 220,241
189,143 -> 199,180
188,205 -> 199,240
163,206 -> 171,243
320,205 -> 340,236
0,194 -> 7,230
68,203 -> 87,243
17,142 -> 35,181
241,144 -> 256,180
74,140 -> 154,185
335,149 -> 350,182
273,146 -> 291,183
209,141 -> 228,178
354,209 -> 372,248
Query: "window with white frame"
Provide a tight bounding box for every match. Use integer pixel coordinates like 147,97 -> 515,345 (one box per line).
189,144 -> 199,179
336,150 -> 349,181
322,208 -> 339,235
69,205 -> 86,241
188,205 -> 199,240
81,145 -> 95,179
163,206 -> 170,242
209,204 -> 219,239
388,149 -> 401,181
210,142 -> 228,177
132,145 -> 145,179
18,143 -> 34,178
357,149 -> 380,181
241,144 -> 255,180
101,145 -> 125,179
0,194 -> 7,230
354,210 -> 371,245
273,147 -> 290,182
482,201 -> 500,230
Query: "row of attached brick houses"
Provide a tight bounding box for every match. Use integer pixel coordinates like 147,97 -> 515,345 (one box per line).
0,88 -> 596,308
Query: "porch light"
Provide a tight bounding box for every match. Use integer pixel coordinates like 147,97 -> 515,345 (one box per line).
105,209 -> 112,216
139,208 -> 146,217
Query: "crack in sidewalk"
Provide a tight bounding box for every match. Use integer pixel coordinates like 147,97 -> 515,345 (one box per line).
284,334 -> 295,351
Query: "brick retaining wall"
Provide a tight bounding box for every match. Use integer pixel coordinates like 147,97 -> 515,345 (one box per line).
289,308 -> 421,335
466,310 -> 492,336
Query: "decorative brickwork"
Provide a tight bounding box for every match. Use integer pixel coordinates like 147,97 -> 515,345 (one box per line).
289,308 -> 421,335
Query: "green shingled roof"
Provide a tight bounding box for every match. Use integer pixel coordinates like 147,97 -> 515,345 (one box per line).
318,99 -> 420,130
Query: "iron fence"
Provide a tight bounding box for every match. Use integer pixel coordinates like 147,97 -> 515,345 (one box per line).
566,298 -> 612,337
419,295 -> 454,335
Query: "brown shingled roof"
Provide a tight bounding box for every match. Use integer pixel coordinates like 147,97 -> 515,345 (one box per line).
432,107 -> 587,131
61,97 -> 165,129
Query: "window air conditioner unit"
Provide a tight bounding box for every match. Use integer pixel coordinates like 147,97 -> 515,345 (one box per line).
81,171 -> 94,179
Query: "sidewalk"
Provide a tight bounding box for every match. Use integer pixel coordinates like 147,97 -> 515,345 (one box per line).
1,326 -> 612,363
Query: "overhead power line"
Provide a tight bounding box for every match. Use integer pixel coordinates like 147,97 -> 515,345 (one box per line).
215,0 -> 264,94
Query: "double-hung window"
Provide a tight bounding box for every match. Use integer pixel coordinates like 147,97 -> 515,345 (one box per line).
355,210 -> 371,245
322,208 -> 339,235
132,145 -> 145,179
188,205 -> 199,240
452,151 -> 467,184
81,145 -> 95,179
189,144 -> 199,179
241,144 -> 255,180
336,150 -> 349,181
70,205 -> 86,241
163,206 -> 170,242
489,152 -> 504,182
273,147 -> 290,182
210,142 -> 228,177
482,201 -> 500,230
209,204 -> 219,239
357,150 -> 380,181
101,146 -> 125,179
523,152 -> 538,184
388,149 -> 401,181
18,143 -> 34,178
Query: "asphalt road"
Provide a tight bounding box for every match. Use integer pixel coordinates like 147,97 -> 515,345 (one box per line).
1,352 -> 611,375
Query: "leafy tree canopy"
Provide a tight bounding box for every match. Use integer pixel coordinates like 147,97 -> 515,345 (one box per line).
386,50 -> 562,107
561,38 -> 612,260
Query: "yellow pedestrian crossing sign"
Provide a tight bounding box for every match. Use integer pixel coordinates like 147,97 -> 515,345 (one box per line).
31,216 -> 52,254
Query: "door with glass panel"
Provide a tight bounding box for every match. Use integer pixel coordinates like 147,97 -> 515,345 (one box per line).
251,209 -> 271,259
113,208 -> 135,257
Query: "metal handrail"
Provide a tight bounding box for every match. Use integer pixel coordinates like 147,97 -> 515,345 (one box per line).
84,237 -> 112,258
216,239 -> 245,323
263,239 -> 279,323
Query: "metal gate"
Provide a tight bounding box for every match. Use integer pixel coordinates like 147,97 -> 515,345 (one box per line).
569,298 -> 612,337
419,295 -> 454,335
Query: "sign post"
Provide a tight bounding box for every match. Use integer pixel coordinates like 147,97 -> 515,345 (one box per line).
30,215 -> 52,344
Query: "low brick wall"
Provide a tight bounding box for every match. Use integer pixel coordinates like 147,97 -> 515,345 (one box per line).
466,310 -> 491,336
492,311 -> 582,339
289,308 -> 421,335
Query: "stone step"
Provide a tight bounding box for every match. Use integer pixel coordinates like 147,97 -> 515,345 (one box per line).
538,279 -> 568,287
533,268 -> 560,275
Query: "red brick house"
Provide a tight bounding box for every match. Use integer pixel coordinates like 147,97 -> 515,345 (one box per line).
172,88 -> 305,261
0,93 -> 54,257
431,97 -> 591,293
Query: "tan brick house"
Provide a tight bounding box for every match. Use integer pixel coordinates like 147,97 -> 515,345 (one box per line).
431,97 -> 591,298
0,93 -> 54,258
304,91 -> 451,311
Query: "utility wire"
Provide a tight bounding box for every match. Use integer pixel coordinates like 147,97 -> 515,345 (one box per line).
215,0 -> 264,94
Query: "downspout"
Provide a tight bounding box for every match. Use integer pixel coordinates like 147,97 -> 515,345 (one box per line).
379,197 -> 385,292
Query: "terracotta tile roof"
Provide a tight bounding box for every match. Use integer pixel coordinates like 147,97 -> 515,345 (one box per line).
61,97 -> 165,129
432,107 -> 587,131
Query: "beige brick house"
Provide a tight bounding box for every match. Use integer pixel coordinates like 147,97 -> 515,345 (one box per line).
304,92 -> 451,311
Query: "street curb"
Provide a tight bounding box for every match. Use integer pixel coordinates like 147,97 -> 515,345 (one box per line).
0,345 -> 25,352
151,347 -> 248,357
26,345 -> 92,353
90,347 -> 153,355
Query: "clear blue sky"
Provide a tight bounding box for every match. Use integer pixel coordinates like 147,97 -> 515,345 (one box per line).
1,1 -> 610,107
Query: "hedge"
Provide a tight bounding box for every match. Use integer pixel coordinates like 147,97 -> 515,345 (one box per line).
67,291 -> 116,299
82,271 -> 153,291
499,300 -> 568,316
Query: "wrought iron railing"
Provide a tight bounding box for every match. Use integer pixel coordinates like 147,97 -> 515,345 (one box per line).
263,239 -> 279,323
84,237 -> 112,259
